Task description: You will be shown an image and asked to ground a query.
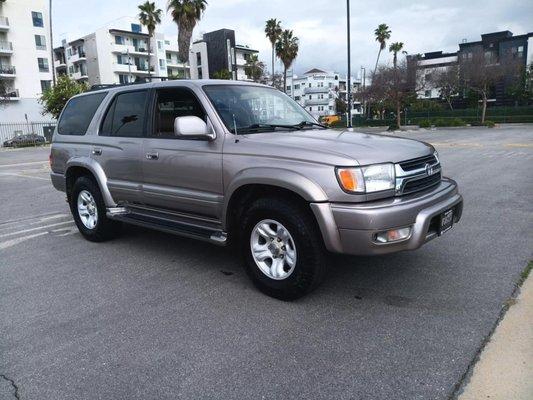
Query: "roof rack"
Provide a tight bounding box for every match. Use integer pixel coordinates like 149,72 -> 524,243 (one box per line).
88,76 -> 177,91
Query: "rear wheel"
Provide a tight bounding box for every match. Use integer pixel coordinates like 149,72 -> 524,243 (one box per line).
70,176 -> 121,242
241,197 -> 328,300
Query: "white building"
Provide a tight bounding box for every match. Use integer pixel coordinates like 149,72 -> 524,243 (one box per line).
54,17 -> 190,87
286,69 -> 362,119
408,51 -> 458,99
0,0 -> 54,122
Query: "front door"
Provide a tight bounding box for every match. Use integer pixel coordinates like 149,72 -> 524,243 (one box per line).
91,89 -> 149,205
141,87 -> 224,218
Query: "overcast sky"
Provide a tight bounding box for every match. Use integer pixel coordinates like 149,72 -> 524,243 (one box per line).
53,0 -> 533,77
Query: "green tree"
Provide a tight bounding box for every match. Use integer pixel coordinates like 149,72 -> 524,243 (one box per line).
275,29 -> 299,93
167,0 -> 207,63
39,75 -> 88,119
373,23 -> 391,76
212,69 -> 232,80
265,18 -> 282,85
244,54 -> 265,82
138,1 -> 162,77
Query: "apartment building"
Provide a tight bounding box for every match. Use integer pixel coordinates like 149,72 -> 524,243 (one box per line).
189,28 -> 259,81
54,17 -> 189,87
409,30 -> 533,106
286,68 -> 362,119
0,0 -> 53,122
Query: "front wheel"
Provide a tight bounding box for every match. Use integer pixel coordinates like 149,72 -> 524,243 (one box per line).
241,198 -> 328,300
70,176 -> 121,242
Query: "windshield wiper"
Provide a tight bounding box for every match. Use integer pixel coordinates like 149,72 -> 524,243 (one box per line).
236,123 -> 303,133
293,121 -> 329,129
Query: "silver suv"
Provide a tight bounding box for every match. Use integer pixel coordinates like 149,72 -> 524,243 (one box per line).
50,80 -> 463,300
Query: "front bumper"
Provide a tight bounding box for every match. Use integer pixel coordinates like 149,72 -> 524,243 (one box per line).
311,178 -> 463,255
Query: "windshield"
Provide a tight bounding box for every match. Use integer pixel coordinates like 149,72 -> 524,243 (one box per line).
203,84 -> 317,134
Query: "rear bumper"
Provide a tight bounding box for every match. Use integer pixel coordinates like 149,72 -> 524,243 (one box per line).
311,178 -> 463,255
50,171 -> 66,192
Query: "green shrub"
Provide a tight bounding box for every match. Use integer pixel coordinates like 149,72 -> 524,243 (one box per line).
484,120 -> 496,128
448,117 -> 466,127
387,123 -> 400,131
418,119 -> 432,128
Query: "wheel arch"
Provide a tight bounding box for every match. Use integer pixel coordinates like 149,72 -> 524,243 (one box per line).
65,157 -> 116,207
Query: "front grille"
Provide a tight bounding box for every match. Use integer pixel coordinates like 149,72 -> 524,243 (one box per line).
399,154 -> 437,171
402,172 -> 442,195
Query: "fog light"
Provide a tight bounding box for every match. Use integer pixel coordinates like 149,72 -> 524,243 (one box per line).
375,227 -> 412,243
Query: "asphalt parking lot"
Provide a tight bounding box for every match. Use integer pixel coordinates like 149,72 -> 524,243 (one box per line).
1,125 -> 532,400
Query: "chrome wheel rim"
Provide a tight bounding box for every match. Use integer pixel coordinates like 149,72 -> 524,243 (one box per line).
77,190 -> 98,229
250,219 -> 297,280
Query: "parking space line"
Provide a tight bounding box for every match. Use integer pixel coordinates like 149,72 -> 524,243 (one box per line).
0,161 -> 48,168
0,231 -> 49,251
0,220 -> 74,238
0,172 -> 50,181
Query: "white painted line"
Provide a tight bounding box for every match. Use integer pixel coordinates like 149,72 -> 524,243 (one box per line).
0,231 -> 48,251
0,213 -> 69,228
0,220 -> 74,238
0,161 -> 48,168
0,172 -> 50,181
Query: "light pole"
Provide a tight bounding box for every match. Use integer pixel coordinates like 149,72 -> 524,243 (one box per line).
360,66 -> 366,117
49,0 -> 56,85
346,0 -> 352,128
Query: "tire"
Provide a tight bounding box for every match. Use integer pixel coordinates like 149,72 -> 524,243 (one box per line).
70,176 -> 121,242
241,197 -> 328,300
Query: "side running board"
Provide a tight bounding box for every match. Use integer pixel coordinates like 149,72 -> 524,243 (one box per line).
107,208 -> 227,246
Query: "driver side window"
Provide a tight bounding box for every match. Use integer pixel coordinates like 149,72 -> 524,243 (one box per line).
152,88 -> 206,138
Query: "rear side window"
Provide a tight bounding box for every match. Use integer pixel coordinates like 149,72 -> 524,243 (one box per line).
100,90 -> 148,137
57,92 -> 107,135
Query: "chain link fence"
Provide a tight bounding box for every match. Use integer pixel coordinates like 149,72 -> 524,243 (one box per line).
0,121 -> 57,147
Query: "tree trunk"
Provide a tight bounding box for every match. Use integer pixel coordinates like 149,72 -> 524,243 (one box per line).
283,67 -> 287,93
396,99 -> 401,129
272,46 -> 275,87
177,18 -> 194,63
481,93 -> 487,124
147,33 -> 152,79
373,48 -> 382,76
447,97 -> 453,110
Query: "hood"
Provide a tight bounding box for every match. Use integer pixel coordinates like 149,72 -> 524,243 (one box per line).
235,129 -> 434,166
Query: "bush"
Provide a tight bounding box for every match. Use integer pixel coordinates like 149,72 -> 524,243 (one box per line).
418,119 -> 432,128
387,123 -> 400,131
484,120 -> 496,128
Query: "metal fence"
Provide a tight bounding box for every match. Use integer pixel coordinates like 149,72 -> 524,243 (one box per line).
0,121 -> 57,146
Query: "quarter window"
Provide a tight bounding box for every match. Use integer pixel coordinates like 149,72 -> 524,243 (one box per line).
152,88 -> 206,138
58,93 -> 107,135
100,91 -> 148,137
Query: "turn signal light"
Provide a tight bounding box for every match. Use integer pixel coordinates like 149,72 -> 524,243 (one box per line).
375,227 -> 412,243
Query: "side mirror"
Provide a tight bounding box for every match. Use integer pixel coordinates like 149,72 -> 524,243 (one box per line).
173,116 -> 215,140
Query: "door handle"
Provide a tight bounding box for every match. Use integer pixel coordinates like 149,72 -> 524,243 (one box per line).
92,148 -> 102,156
145,152 -> 159,160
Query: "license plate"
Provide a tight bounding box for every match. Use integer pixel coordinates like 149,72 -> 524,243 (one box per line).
439,209 -> 454,235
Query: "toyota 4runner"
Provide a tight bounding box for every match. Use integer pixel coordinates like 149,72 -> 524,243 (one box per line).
50,80 -> 463,300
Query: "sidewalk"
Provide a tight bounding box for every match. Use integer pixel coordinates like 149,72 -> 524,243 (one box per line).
458,265 -> 533,400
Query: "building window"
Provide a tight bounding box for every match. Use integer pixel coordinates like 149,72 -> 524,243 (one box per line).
159,59 -> 165,70
197,67 -> 202,79
35,35 -> 46,50
40,80 -> 52,92
32,11 -> 44,27
115,36 -> 124,45
118,74 -> 130,84
38,58 -> 49,72
424,90 -> 431,98
165,40 -> 170,45
196,52 -> 202,66
157,41 -> 163,50
131,24 -> 141,33
295,96 -> 300,101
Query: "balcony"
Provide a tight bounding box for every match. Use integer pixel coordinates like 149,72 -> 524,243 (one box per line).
0,16 -> 9,31
72,70 -> 88,80
3,89 -> 19,100
54,59 -> 67,70
112,43 -> 149,56
113,62 -> 137,73
70,52 -> 86,64
304,87 -> 329,94
0,40 -> 13,55
0,65 -> 16,78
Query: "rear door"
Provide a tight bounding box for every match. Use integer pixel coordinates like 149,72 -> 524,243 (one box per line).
141,86 -> 223,218
91,89 -> 148,205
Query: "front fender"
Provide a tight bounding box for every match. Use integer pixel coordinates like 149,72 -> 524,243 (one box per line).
222,167 -> 328,227
66,157 -> 116,207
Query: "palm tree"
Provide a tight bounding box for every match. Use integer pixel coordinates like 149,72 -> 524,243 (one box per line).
167,0 -> 207,63
138,1 -> 162,78
244,54 -> 265,82
389,42 -> 404,68
389,41 -> 404,128
276,30 -> 299,93
265,18 -> 282,86
373,23 -> 391,76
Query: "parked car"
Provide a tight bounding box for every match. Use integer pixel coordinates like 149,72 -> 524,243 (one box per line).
50,80 -> 463,300
3,134 -> 46,148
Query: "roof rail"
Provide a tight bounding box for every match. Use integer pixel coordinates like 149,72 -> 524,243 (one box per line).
88,76 -> 175,92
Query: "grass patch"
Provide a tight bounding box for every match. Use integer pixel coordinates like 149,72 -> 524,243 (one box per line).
518,261 -> 533,287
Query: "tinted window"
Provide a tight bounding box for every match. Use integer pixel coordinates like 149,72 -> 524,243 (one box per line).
58,92 -> 107,135
152,88 -> 205,138
100,91 -> 148,137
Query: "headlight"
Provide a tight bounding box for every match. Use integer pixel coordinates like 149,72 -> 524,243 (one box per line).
336,163 -> 395,193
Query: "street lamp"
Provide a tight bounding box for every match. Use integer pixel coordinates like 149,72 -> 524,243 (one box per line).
346,0 -> 352,129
